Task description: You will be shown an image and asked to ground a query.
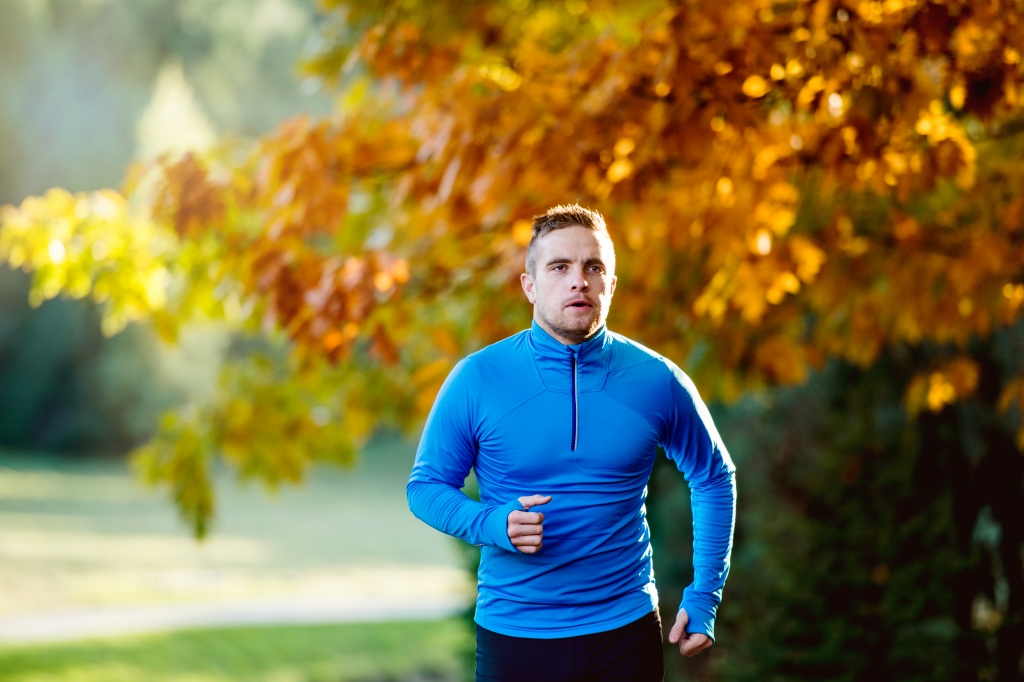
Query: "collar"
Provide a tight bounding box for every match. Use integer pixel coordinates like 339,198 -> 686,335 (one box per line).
527,319 -> 612,392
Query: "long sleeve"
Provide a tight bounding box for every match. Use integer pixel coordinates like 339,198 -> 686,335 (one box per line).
407,358 -> 521,553
661,363 -> 737,642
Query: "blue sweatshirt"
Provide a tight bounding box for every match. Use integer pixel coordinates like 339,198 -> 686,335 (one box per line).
407,321 -> 736,640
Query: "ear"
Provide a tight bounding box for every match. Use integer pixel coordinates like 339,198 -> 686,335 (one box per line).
609,274 -> 617,297
521,272 -> 537,304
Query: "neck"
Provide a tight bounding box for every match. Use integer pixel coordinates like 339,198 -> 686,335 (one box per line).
533,314 -> 599,346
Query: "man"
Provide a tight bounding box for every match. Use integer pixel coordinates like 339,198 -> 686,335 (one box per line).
407,204 -> 736,681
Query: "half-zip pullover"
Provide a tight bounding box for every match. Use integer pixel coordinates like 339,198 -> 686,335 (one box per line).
407,321 -> 736,640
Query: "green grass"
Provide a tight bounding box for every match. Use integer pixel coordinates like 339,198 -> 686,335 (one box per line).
0,436 -> 465,614
0,618 -> 469,682
0,438 -> 474,680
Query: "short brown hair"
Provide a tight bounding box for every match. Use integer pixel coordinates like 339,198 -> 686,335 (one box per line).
525,204 -> 614,276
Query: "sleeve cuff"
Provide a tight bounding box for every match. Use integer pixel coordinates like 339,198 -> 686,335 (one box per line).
487,498 -> 525,553
680,596 -> 717,642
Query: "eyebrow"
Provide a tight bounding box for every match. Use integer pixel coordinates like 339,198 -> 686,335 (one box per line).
544,257 -> 606,268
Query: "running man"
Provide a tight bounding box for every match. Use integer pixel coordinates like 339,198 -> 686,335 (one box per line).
407,204 -> 736,681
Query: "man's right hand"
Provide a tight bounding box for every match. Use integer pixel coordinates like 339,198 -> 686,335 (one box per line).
507,494 -> 552,554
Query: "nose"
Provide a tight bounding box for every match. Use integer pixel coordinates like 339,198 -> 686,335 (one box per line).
570,266 -> 588,291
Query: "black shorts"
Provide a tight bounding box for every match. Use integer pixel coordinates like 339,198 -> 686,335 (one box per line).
475,610 -> 664,682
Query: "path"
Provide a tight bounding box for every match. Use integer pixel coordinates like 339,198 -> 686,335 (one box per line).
0,593 -> 467,644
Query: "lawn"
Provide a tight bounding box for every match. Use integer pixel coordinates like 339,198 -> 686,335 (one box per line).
0,618 -> 469,682
0,435 -> 467,616
0,439 -> 473,679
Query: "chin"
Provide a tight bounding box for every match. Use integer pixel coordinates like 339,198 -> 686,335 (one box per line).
539,306 -> 604,340
557,316 -> 601,338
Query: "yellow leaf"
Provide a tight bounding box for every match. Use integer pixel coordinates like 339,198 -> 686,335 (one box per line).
391,258 -> 410,282
742,75 -> 770,98
614,138 -> 635,157
411,358 -> 452,387
753,229 -> 772,255
323,329 -> 343,351
606,159 -> 634,183
789,237 -> 826,282
777,272 -> 800,294
905,359 -> 979,416
512,219 -> 533,245
950,85 -> 966,110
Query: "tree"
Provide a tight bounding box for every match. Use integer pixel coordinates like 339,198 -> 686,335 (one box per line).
1,0 -> 1023,673
650,328 -> 1024,681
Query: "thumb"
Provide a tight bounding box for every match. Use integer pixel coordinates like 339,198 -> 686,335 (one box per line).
668,608 -> 689,644
517,494 -> 552,510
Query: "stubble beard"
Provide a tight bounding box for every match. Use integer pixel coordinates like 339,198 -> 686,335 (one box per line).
539,302 -> 605,344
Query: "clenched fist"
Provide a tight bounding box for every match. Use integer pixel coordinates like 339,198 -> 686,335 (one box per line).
507,494 -> 552,554
668,608 -> 713,657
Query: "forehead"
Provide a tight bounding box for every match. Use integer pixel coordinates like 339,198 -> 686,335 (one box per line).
536,225 -> 614,260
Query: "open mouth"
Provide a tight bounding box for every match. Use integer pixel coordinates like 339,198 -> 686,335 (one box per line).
567,301 -> 591,309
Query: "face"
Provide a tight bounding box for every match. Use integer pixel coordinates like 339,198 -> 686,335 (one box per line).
521,225 -> 617,344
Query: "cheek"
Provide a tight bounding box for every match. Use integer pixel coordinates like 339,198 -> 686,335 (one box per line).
538,277 -> 561,298
591,277 -> 612,296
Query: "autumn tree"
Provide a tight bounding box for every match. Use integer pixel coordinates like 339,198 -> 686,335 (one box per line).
2,0 -> 1023,676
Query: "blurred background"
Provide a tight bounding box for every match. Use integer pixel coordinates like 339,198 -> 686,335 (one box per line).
0,2 -> 469,680
1,1 -> 1022,681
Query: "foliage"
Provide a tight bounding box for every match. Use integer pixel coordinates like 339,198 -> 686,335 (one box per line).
3,0 -> 1023,458
0,0 -> 333,456
651,329 -> 1024,680
0,266 -> 178,454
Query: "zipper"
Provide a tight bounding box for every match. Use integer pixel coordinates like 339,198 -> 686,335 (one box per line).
570,351 -> 579,451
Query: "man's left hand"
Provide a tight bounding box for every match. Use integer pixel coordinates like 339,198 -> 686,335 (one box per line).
667,608 -> 713,657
